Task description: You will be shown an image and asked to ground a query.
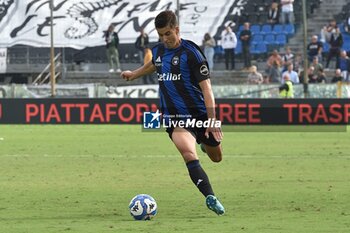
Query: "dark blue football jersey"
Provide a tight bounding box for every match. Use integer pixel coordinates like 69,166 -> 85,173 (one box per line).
151,39 -> 210,120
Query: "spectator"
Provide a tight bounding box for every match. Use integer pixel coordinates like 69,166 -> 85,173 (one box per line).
279,73 -> 294,98
311,56 -> 324,77
309,0 -> 321,14
220,26 -> 237,70
280,0 -> 294,24
331,69 -> 343,83
202,33 -> 216,71
337,50 -> 350,81
307,66 -> 318,83
135,28 -> 149,64
316,67 -> 327,83
282,46 -> 294,72
247,65 -> 263,84
311,57 -> 323,83
308,66 -> 326,83
266,50 -> 283,83
326,19 -> 338,34
325,27 -> 343,68
240,22 -> 252,69
282,63 -> 299,84
263,75 -> 270,84
320,19 -> 337,43
104,24 -> 121,72
267,2 -> 280,25
319,26 -> 328,43
300,66 -> 315,83
293,53 -> 303,75
307,35 -> 323,62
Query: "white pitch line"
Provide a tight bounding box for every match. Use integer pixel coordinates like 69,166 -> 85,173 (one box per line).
1,154 -> 350,159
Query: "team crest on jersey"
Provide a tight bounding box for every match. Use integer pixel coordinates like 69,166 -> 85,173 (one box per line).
172,56 -> 179,65
200,65 -> 209,76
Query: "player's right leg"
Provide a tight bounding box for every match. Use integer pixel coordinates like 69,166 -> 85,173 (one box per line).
198,130 -> 223,163
202,143 -> 223,163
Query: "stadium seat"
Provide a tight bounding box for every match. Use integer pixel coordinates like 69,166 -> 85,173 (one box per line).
275,34 -> 287,45
235,30 -> 241,39
214,46 -> 224,62
214,46 -> 224,56
252,34 -> 264,45
250,44 -> 257,54
261,24 -> 272,35
264,34 -> 275,45
342,43 -> 350,52
255,43 -> 267,54
342,35 -> 350,52
342,34 -> 350,44
322,42 -> 329,53
272,24 -> 283,35
338,23 -> 345,33
250,25 -> 261,35
283,24 -> 295,36
235,42 -> 242,54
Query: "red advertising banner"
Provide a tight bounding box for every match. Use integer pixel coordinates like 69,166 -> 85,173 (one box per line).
0,98 -> 349,125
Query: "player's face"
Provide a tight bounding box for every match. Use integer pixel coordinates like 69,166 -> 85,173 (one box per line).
156,26 -> 180,49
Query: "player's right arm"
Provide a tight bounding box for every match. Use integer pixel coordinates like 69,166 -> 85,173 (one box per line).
120,61 -> 156,81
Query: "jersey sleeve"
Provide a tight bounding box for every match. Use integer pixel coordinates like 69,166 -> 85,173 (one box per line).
151,46 -> 157,65
151,43 -> 163,65
187,47 -> 210,83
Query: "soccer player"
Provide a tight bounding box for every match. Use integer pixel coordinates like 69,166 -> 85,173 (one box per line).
121,10 -> 225,215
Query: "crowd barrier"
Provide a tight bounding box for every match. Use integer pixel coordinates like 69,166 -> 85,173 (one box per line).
1,83 -> 350,98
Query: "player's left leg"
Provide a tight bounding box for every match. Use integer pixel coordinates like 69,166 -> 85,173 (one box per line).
170,127 -> 225,215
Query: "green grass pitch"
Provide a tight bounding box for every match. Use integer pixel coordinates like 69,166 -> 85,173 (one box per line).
0,125 -> 349,233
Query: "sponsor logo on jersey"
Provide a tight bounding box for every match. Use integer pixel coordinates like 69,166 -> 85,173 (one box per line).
200,64 -> 209,76
158,73 -> 182,81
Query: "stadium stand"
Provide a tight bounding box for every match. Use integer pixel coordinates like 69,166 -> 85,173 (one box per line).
2,0 -> 350,85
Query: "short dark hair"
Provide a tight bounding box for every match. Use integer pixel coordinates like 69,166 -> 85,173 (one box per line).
154,10 -> 178,29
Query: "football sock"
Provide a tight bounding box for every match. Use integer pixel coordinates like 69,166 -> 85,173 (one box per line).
186,160 -> 214,197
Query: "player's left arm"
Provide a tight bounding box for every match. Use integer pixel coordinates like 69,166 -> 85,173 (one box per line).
187,40 -> 223,142
199,79 -> 223,142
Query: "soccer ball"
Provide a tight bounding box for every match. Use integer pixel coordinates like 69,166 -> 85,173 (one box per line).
129,194 -> 157,220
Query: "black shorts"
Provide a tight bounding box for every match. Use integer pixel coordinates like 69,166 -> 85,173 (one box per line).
165,116 -> 221,147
